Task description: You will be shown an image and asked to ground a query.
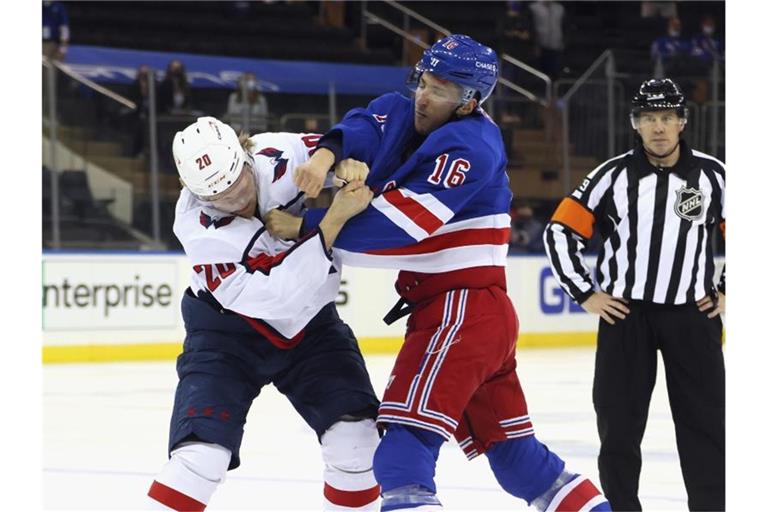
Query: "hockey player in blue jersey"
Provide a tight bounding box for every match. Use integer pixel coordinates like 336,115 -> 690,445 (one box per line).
267,35 -> 612,511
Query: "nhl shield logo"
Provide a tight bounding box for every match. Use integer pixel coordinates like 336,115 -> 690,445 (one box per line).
674,187 -> 704,221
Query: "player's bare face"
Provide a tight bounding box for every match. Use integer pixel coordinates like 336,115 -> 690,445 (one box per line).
635,109 -> 684,159
414,72 -> 463,135
205,163 -> 257,217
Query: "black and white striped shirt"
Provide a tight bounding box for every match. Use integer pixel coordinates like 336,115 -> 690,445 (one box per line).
544,140 -> 725,305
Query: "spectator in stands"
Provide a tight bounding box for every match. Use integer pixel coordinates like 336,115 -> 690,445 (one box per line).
690,15 -> 724,65
304,117 -> 320,132
529,0 -> 565,80
504,1 -> 530,41
508,204 -> 545,254
158,59 -> 191,114
42,1 -> 70,61
688,15 -> 724,104
225,72 -> 269,134
129,65 -> 152,156
500,0 -> 532,71
640,1 -> 677,19
500,106 -> 523,167
319,0 -> 346,29
650,17 -> 690,65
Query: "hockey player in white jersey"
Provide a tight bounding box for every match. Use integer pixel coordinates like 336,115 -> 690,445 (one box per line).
146,117 -> 381,511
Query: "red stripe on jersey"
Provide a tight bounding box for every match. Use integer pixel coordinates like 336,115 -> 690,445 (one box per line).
366,228 -> 510,256
148,480 -> 207,511
238,315 -> 305,349
244,251 -> 289,275
555,479 -> 602,512
324,483 -> 380,508
383,189 -> 444,235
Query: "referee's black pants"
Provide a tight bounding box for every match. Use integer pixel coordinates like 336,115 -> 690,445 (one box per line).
593,301 -> 725,511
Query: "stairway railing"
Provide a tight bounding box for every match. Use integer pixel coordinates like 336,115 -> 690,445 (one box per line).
361,0 -> 551,106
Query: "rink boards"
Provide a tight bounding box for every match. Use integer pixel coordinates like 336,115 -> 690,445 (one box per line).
41,252 -> 723,363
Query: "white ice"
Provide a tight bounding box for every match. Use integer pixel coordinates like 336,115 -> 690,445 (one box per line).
44,348 -> 688,511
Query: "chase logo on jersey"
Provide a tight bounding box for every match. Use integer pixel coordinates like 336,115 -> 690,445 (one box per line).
256,147 -> 289,183
199,211 -> 236,229
674,186 -> 704,221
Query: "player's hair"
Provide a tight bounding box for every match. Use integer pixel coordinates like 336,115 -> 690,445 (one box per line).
238,132 -> 256,151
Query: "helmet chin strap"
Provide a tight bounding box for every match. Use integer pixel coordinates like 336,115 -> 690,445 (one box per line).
643,141 -> 680,162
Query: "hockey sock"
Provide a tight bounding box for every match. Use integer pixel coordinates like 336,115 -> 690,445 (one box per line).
530,470 -> 611,512
486,435 -> 565,503
487,436 -> 609,510
321,419 -> 381,510
147,442 -> 231,511
373,424 -> 445,511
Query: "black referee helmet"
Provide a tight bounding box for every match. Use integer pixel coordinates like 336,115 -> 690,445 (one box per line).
631,78 -> 688,119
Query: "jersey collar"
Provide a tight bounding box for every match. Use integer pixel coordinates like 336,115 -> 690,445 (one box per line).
631,138 -> 696,178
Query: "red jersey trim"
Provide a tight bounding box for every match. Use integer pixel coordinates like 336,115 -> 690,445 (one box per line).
383,189 -> 444,235
366,228 -> 510,256
237,314 -> 305,349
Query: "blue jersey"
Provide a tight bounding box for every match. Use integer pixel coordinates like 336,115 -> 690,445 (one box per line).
305,92 -> 512,273
651,35 -> 691,60
690,34 -> 724,63
42,1 -> 69,43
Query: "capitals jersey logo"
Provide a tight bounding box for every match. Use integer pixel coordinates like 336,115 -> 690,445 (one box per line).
199,211 -> 236,229
674,186 -> 704,221
256,147 -> 289,183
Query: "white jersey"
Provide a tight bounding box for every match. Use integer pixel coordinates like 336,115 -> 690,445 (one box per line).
173,132 -> 339,342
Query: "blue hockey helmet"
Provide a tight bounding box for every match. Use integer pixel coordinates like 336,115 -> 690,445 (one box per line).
407,34 -> 499,105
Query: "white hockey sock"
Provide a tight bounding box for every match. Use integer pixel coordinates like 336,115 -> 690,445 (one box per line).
147,442 -> 231,511
322,419 -> 381,510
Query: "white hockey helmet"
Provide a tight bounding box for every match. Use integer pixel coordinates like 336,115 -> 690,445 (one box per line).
172,116 -> 245,197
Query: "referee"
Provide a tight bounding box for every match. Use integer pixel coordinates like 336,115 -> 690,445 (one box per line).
543,78 -> 725,511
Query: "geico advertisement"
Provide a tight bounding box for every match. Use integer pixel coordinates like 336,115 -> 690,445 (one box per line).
42,255 -> 179,330
506,256 -> 599,333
